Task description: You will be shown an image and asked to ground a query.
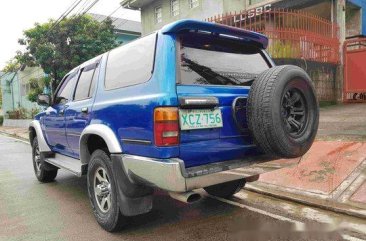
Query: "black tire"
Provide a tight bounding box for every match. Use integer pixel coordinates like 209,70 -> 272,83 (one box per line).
32,138 -> 58,182
87,149 -> 126,232
247,65 -> 319,158
204,179 -> 246,198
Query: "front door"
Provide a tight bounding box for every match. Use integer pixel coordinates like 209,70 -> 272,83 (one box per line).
44,71 -> 79,156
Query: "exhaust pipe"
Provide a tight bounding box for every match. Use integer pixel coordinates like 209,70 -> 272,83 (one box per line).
169,191 -> 202,204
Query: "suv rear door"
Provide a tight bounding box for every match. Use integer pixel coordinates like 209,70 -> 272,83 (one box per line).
64,57 -> 101,157
176,32 -> 271,168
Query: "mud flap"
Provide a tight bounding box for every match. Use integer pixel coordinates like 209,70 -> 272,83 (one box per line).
111,154 -> 154,216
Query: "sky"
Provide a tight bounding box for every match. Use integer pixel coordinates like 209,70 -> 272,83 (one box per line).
0,0 -> 141,70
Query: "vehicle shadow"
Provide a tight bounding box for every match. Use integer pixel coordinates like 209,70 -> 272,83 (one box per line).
49,172 -> 343,241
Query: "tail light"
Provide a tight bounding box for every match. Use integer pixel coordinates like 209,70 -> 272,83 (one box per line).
154,107 -> 179,146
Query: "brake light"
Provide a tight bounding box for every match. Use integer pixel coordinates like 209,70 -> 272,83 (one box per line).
154,107 -> 179,146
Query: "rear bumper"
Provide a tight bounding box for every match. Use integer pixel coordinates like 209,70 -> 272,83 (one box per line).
117,154 -> 300,193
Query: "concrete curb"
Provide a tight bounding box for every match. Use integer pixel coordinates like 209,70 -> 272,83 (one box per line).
3,119 -> 32,128
245,183 -> 366,220
0,130 -> 29,142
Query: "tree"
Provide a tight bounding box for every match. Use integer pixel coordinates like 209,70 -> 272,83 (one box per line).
2,59 -> 20,73
17,15 -> 118,93
0,86 -> 2,108
27,76 -> 51,102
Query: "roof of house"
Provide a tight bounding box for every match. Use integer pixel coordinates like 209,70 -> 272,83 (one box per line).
121,0 -> 154,10
89,13 -> 142,34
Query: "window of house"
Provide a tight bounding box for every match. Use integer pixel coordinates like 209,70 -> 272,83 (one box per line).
74,63 -> 98,101
155,6 -> 162,24
249,0 -> 265,5
189,0 -> 199,9
171,0 -> 179,16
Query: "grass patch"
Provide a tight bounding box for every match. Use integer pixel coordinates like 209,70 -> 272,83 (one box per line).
319,101 -> 337,108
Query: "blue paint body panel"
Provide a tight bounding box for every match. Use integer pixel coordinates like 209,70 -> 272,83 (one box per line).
162,19 -> 269,49
36,20 -> 272,168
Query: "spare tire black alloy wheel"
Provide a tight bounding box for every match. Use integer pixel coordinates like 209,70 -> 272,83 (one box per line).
247,65 -> 319,158
281,87 -> 308,138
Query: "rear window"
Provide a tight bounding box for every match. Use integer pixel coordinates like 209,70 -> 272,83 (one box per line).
105,33 -> 157,90
178,33 -> 270,86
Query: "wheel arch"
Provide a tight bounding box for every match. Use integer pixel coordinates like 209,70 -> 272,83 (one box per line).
29,120 -> 52,152
79,124 -> 122,165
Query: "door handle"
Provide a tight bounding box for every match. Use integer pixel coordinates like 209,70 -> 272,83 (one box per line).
81,107 -> 88,113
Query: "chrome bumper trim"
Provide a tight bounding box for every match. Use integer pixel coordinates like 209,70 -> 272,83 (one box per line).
121,154 -> 300,193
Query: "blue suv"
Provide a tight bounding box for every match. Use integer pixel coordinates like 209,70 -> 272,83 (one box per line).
29,20 -> 319,232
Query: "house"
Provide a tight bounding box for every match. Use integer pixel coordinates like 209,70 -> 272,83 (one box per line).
121,0 -> 366,103
89,13 -> 142,44
121,0 -> 366,40
0,67 -> 41,119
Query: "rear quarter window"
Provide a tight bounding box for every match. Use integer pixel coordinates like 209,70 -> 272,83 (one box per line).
105,33 -> 157,90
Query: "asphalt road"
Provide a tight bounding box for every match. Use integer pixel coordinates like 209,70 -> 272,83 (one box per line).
0,134 -> 350,241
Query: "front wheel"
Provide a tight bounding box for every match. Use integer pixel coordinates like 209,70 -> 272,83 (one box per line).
32,137 -> 58,182
204,179 -> 246,198
87,149 -> 126,232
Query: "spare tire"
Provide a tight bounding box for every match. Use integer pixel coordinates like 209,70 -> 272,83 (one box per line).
247,65 -> 319,158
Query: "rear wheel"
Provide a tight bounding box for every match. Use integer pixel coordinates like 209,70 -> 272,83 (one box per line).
32,138 -> 58,182
247,65 -> 319,158
204,179 -> 246,198
87,149 -> 126,232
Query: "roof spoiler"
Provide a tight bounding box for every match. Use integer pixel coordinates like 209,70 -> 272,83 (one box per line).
161,19 -> 268,49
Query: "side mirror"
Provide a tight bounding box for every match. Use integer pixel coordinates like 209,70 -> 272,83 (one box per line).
37,94 -> 51,107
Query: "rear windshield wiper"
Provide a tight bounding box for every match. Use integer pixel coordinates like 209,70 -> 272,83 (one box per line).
182,57 -> 242,85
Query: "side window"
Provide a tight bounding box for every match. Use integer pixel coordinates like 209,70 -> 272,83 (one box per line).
54,73 -> 78,105
74,63 -> 98,101
105,33 -> 157,90
89,63 -> 100,97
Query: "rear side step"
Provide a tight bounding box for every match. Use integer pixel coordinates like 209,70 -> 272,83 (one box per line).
45,154 -> 86,177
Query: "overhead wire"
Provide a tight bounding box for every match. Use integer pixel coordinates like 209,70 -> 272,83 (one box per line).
11,0 -> 101,79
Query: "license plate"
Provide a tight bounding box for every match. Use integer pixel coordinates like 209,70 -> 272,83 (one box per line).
179,109 -> 223,131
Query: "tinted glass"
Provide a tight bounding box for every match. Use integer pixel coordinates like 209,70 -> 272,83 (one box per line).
89,63 -> 100,97
74,64 -> 96,101
55,72 -> 78,105
179,33 -> 269,86
105,33 -> 156,90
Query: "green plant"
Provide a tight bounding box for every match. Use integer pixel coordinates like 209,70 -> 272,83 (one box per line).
1,59 -> 20,73
0,86 -> 2,108
6,108 -> 28,119
29,107 -> 41,119
0,116 -> 3,126
27,76 -> 50,102
270,40 -> 301,59
16,15 -> 118,93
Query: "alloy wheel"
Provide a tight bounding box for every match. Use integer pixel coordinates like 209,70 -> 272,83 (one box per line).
94,167 -> 112,213
281,88 -> 308,138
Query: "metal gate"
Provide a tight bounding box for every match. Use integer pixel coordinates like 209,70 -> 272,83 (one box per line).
344,37 -> 366,102
207,8 -> 340,102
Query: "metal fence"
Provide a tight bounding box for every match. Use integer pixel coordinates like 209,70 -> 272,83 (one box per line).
343,37 -> 366,102
207,8 -> 340,64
